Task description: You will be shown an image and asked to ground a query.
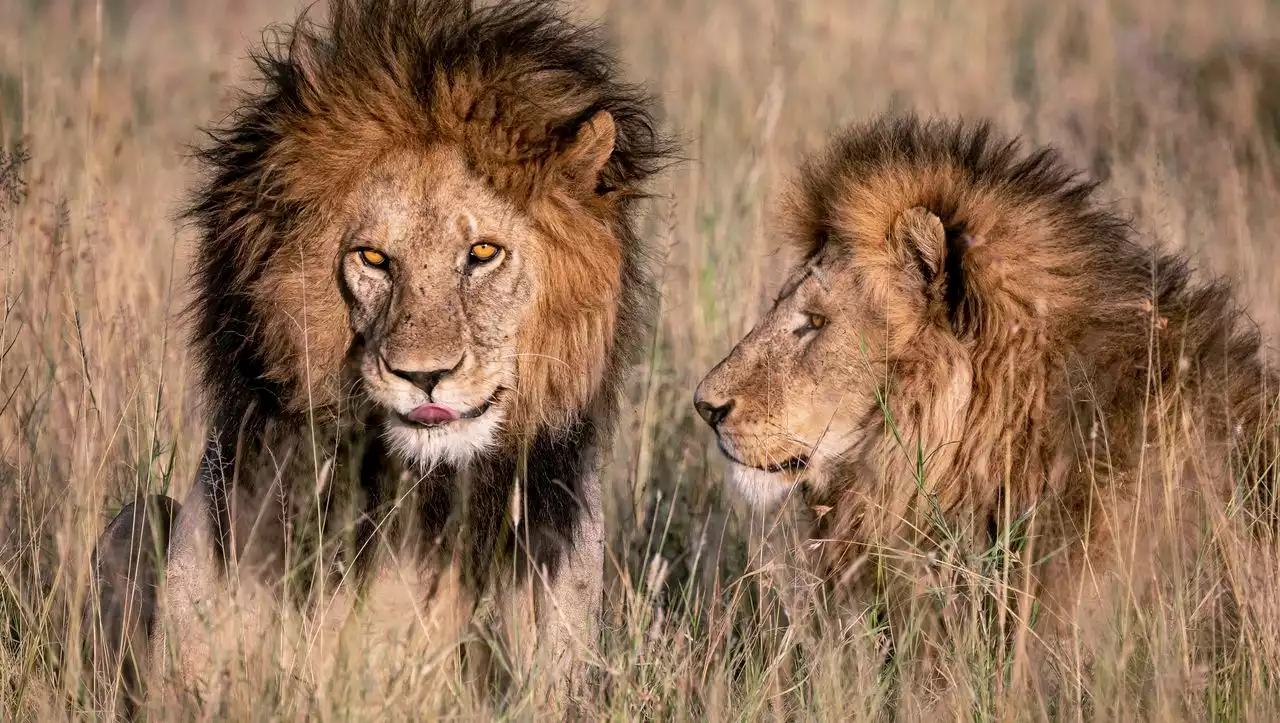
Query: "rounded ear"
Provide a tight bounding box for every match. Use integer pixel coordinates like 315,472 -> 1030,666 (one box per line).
890,206 -> 946,283
560,110 -> 616,195
889,205 -> 972,328
891,206 -> 992,336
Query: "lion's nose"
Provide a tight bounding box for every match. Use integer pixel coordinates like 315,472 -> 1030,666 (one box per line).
390,367 -> 451,397
694,397 -> 734,428
386,353 -> 464,398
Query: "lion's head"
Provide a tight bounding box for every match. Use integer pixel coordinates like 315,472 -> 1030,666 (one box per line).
695,115 -> 1141,519
693,206 -> 972,509
186,0 -> 674,467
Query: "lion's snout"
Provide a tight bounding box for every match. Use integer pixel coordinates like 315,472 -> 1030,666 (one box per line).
693,363 -> 740,430
389,365 -> 454,398
693,395 -> 733,428
694,366 -> 786,471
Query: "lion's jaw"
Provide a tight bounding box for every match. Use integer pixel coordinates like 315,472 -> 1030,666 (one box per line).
724,463 -> 802,508
381,404 -> 508,470
341,148 -> 536,470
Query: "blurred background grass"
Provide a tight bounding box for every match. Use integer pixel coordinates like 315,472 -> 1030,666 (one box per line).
2,0 -> 1280,719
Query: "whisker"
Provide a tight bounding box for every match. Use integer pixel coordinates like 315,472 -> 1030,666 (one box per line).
499,352 -> 573,370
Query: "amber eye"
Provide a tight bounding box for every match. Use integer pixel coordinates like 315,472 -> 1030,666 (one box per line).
468,242 -> 502,264
794,312 -> 826,338
358,248 -> 388,268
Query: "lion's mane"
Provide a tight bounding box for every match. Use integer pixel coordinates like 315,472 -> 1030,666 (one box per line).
186,0 -> 673,434
181,0 -> 675,592
783,115 -> 1277,614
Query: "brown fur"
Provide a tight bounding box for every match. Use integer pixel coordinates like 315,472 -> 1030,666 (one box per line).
696,114 -> 1279,679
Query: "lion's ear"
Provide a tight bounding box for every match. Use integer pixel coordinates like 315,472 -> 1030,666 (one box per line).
560,110 -> 616,195
891,206 -> 947,283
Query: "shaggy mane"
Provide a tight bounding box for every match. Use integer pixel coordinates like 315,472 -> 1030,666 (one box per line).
784,114 -> 1127,266
184,0 -> 675,433
781,114 -> 1279,597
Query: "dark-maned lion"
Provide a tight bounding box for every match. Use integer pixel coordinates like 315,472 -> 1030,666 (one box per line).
695,114 -> 1279,698
83,0 -> 674,712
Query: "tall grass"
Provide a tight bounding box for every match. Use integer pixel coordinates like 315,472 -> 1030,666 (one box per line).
2,0 -> 1280,719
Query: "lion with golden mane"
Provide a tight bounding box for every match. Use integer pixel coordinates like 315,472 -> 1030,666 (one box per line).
83,0 -> 673,710
695,114 -> 1278,689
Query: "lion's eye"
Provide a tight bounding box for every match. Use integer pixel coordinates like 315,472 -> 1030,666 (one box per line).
796,312 -> 827,337
358,248 -> 388,268
468,242 -> 502,264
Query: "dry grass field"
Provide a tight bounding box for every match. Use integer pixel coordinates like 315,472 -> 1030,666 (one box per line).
4,0 -> 1280,719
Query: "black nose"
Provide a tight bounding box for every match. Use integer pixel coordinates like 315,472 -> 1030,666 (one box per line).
695,399 -> 734,428
390,368 -> 450,397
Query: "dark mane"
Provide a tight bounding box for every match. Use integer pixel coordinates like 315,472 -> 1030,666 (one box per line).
779,114 -> 1261,350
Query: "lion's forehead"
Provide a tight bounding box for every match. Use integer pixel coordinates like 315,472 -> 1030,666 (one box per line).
351,147 -> 527,249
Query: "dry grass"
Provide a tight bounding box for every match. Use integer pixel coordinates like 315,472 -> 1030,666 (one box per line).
3,0 -> 1280,719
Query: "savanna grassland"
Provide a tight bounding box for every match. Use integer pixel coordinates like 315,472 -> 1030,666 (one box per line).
3,0 -> 1280,720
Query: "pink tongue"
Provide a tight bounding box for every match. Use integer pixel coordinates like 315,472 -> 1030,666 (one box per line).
407,404 -> 459,425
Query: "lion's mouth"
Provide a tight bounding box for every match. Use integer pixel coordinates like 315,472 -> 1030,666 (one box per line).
763,456 -> 810,474
398,387 -> 507,429
716,437 -> 809,475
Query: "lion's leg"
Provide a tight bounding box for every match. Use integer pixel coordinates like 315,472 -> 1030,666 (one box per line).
81,494 -> 180,717
150,479 -> 221,702
538,463 -> 604,703
488,464 -> 604,712
150,476 -> 276,709
351,555 -> 479,690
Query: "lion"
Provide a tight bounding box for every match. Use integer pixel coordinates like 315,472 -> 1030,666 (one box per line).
694,114 -> 1279,700
82,0 -> 674,712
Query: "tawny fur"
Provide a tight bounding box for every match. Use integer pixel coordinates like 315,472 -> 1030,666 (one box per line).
697,114 -> 1279,678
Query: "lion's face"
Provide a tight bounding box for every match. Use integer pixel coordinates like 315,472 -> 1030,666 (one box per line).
221,103 -> 634,472
341,147 -> 538,467
695,252 -> 886,503
695,207 -> 962,505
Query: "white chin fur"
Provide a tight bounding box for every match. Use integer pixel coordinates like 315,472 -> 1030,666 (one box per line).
382,407 -> 505,470
725,463 -> 798,508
